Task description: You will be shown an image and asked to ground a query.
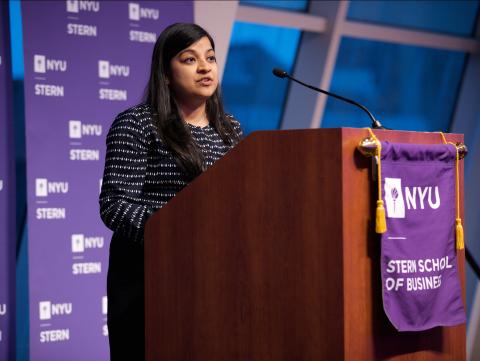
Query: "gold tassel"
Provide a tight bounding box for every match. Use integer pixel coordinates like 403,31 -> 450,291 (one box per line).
367,128 -> 387,234
441,133 -> 465,252
376,200 -> 387,234
456,218 -> 464,250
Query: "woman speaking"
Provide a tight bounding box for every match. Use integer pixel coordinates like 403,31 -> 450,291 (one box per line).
99,23 -> 242,360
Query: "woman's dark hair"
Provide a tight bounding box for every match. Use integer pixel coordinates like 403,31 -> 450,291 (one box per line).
145,23 -> 239,180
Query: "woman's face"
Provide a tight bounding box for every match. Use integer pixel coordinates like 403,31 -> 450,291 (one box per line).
168,36 -> 218,105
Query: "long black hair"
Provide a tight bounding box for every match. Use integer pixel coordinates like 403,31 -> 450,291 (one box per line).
145,23 -> 239,180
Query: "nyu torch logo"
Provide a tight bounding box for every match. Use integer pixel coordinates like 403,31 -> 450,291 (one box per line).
384,178 -> 441,218
98,60 -> 130,79
102,296 -> 107,315
69,120 -> 102,139
384,178 -> 405,218
66,0 -> 100,13
39,301 -> 73,320
71,234 -> 104,253
128,3 -> 159,21
35,178 -> 69,197
34,55 -> 67,73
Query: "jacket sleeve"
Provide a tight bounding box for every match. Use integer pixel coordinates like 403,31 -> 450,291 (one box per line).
99,111 -> 155,242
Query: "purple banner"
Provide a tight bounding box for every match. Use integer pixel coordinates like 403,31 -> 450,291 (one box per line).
380,142 -> 466,331
22,1 -> 192,359
0,2 -> 16,360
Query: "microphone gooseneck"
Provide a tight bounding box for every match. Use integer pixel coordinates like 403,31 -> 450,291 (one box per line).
272,67 -> 385,129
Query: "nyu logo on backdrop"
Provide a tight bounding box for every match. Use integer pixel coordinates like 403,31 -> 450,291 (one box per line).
129,30 -> 156,43
65,1 -> 99,37
32,55 -> 65,99
98,60 -> 130,79
40,329 -> 70,343
70,148 -> 100,161
126,5 -> 157,44
35,178 -> 69,197
97,61 -> 129,100
128,3 -> 159,21
384,178 -> 441,218
69,120 -> 102,138
71,234 -> 104,253
99,88 -> 127,101
66,0 -> 100,13
0,304 -> 4,341
36,208 -> 66,220
72,262 -> 102,275
34,55 -> 67,73
71,235 -> 103,275
102,296 -> 108,336
39,301 -> 73,320
0,179 -> 3,191
35,84 -> 64,97
67,23 -> 97,37
102,296 -> 107,315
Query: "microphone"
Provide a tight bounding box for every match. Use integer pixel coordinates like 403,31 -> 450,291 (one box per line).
272,68 -> 288,78
272,67 -> 385,129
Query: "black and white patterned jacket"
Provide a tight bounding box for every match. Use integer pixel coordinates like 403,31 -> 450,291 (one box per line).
99,103 -> 242,243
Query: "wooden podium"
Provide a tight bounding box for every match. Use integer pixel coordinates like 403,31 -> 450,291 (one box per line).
144,128 -> 466,360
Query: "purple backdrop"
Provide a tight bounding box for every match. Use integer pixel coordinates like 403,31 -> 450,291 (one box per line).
21,2 -> 193,359
0,2 -> 16,360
